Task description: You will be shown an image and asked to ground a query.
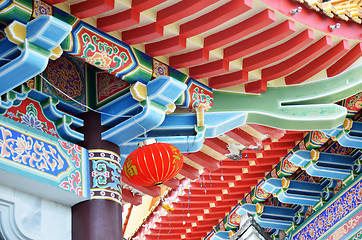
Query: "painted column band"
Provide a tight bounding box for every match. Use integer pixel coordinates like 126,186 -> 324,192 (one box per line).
89,149 -> 122,205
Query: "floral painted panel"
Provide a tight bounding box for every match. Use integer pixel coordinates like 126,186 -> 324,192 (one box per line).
43,54 -> 86,110
293,176 -> 362,240
4,98 -> 60,138
96,71 -> 130,104
0,120 -> 88,197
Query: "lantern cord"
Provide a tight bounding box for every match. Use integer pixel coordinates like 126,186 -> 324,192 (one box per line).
169,212 -> 172,234
157,222 -> 161,239
133,117 -> 148,140
209,170 -> 212,187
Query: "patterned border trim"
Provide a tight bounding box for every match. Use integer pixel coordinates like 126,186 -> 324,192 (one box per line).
88,149 -> 122,205
292,174 -> 362,240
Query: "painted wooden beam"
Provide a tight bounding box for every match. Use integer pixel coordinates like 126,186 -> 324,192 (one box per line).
71,0 -> 115,19
225,128 -> 261,147
180,0 -> 252,38
122,188 -> 142,205
157,0 -> 220,26
203,138 -> 229,155
209,70 -> 248,89
169,49 -> 209,69
327,42 -> 362,77
121,22 -> 163,45
247,124 -> 285,139
285,40 -> 350,85
179,163 -> 200,180
97,9 -> 140,32
189,59 -> 229,79
132,0 -> 167,12
212,65 -> 362,130
186,152 -> 220,171
163,178 -> 180,189
122,176 -> 161,197
224,20 -> 296,62
261,36 -> 333,82
204,9 -> 275,51
243,29 -> 315,71
145,36 -> 186,57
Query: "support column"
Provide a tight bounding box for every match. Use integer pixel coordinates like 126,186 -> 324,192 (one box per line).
72,111 -> 123,240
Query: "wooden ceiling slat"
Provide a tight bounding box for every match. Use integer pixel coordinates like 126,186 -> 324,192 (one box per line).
97,9 -> 140,32
285,39 -> 350,85
223,20 -> 296,62
327,42 -> 362,77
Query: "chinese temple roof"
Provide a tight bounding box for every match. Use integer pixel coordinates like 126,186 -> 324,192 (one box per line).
1,0 -> 361,239
42,0 -> 362,239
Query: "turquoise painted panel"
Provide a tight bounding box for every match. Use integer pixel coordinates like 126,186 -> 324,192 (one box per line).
0,116 -> 89,198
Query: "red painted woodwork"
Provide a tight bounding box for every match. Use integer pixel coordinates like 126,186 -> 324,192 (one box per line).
247,124 -> 285,139
244,79 -> 267,93
285,39 -> 350,85
209,70 -> 248,89
163,178 -> 180,189
189,59 -> 229,79
224,20 -> 296,62
71,0 -> 115,19
203,138 -> 229,155
225,128 -> 262,147
121,22 -> 164,45
169,49 -> 209,69
242,172 -> 266,180
204,9 -> 275,51
327,43 -> 362,77
255,157 -> 280,166
179,163 -> 200,180
261,36 -> 333,82
122,188 -> 142,205
260,0 -> 362,39
157,0 -> 220,26
243,29 -> 315,71
179,0 -> 253,38
186,152 -> 220,171
132,0 -> 167,12
97,9 -> 140,32
145,36 -> 186,57
123,142 -> 183,186
122,175 -> 161,197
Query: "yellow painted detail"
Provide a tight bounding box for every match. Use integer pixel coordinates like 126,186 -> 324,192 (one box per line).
282,177 -> 290,189
50,46 -> 63,60
196,107 -> 205,127
5,21 -> 26,45
166,103 -> 176,114
311,149 -> 320,161
124,155 -> 138,178
256,203 -> 264,215
130,81 -> 147,101
343,118 -> 353,130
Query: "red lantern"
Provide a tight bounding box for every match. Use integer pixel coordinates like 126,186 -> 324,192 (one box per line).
123,139 -> 184,186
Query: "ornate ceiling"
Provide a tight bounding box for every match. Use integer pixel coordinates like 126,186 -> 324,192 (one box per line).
16,0 -> 362,239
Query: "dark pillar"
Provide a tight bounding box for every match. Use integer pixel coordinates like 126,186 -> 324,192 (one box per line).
72,111 -> 123,240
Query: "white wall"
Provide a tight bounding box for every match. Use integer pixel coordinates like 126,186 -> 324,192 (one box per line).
0,184 -> 71,240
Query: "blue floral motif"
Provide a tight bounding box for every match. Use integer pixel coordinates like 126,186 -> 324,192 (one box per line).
0,125 -> 68,176
20,103 -> 43,131
293,178 -> 362,240
21,113 -> 43,131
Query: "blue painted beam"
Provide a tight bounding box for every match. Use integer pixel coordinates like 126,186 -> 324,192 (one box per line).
262,178 -> 323,206
0,16 -> 71,96
288,150 -> 355,179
